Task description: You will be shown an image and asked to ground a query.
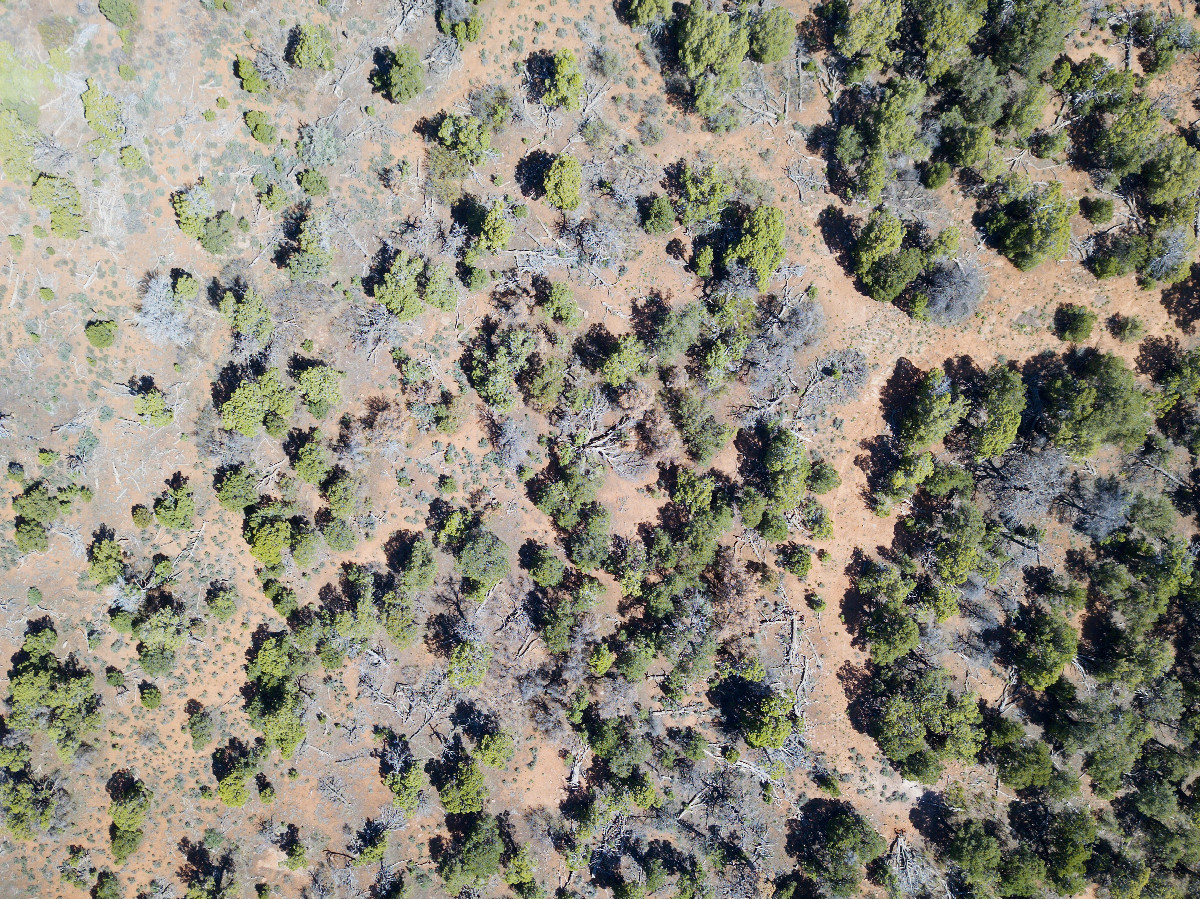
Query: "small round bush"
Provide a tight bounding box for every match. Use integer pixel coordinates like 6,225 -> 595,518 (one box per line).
1054,303 -> 1097,342
86,319 -> 117,348
643,195 -> 675,234
1080,196 -> 1114,225
921,161 -> 951,189
297,169 -> 329,196
139,683 -> 162,709
1107,313 -> 1144,343
131,504 -> 154,528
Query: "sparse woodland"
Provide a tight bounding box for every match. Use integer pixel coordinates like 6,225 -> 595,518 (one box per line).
4,1 -> 1200,899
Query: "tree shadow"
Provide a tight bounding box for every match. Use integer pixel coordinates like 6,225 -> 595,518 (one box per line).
1161,264 -> 1200,332
515,150 -> 553,199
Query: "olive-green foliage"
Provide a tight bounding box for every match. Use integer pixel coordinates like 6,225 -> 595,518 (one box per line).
288,24 -> 334,70
476,202 -> 513,256
98,0 -> 138,29
749,8 -> 796,64
374,250 -> 453,319
476,731 -> 515,768
454,527 -> 510,600
808,459 -> 841,494
910,0 -> 986,80
1094,95 -> 1161,182
670,391 -> 731,464
853,208 -> 955,303
438,813 -> 504,893
0,739 -> 59,838
218,284 -> 273,344
6,623 -> 100,758
85,319 -> 117,348
871,666 -> 982,781
1042,351 -> 1150,458
438,756 -> 487,814
863,600 -> 919,666
987,178 -> 1076,271
1079,195 -> 1114,224
80,79 -> 124,154
214,744 -> 259,807
725,206 -> 784,290
132,605 -> 187,676
108,776 -> 151,863
437,5 -> 483,46
642,195 -> 675,233
220,368 -> 296,437
297,168 -> 328,196
677,0 -> 748,116
88,535 -> 124,586
743,688 -> 795,749
372,46 -> 424,103
215,465 -> 258,511
541,49 -> 583,111
154,478 -> 194,529
171,181 -> 235,254
1054,303 -> 1096,342
528,544 -> 567,588
898,370 -> 967,451
383,750 -> 423,812
794,800 -> 886,897
968,363 -> 1026,461
933,500 -> 1000,586
294,434 -> 332,486
448,640 -> 492,687
435,113 -> 492,168
246,635 -> 307,758
235,55 -> 268,94
30,173 -> 83,239
1043,806 -> 1096,894
12,481 -> 89,553
243,109 -> 277,145
601,335 -> 648,389
467,325 -> 533,411
540,280 -> 581,326
676,163 -> 730,227
543,153 -> 582,211
286,207 -> 333,282
567,508 -> 611,572
1009,604 -> 1078,690
206,585 -> 237,622
535,456 -> 602,531
134,388 -> 173,427
294,363 -> 342,418
138,683 -> 160,708
626,0 -> 670,27
244,506 -> 292,568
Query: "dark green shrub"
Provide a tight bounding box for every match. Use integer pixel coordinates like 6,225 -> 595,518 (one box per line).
1053,303 -> 1097,342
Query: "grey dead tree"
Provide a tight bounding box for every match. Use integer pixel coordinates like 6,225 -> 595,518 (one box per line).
916,255 -> 988,324
253,47 -> 289,90
742,282 -> 824,403
554,386 -> 650,480
1145,226 -> 1194,282
425,35 -> 463,76
488,413 -> 535,470
349,302 -> 405,364
785,157 -> 825,203
978,447 -> 1070,531
137,271 -> 194,347
887,833 -> 950,899
733,65 -> 784,128
1061,474 -> 1131,541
